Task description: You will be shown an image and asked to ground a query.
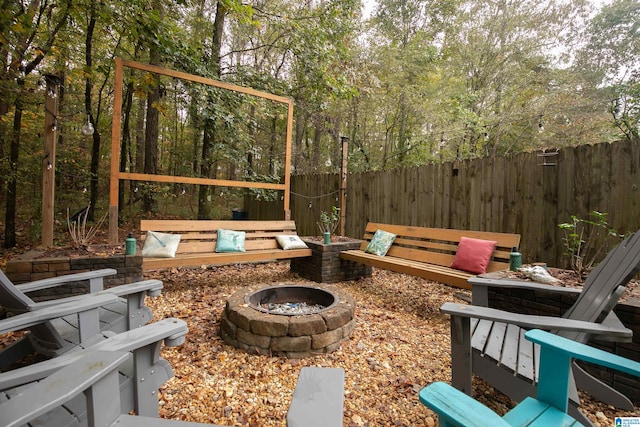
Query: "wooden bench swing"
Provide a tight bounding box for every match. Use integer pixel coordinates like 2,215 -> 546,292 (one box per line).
340,222 -> 521,289
140,219 -> 311,271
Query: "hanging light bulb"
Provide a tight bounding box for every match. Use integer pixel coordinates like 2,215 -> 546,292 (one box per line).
613,98 -> 622,119
325,156 -> 332,167
82,114 -> 95,136
46,160 -> 52,170
538,115 -> 544,133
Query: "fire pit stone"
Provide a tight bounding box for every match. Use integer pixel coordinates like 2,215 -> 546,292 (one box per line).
220,283 -> 356,358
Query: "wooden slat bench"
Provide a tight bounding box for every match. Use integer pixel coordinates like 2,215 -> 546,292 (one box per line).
140,220 -> 312,271
340,223 -> 521,289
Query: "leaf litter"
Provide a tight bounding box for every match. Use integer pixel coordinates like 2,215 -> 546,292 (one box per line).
74,263 -> 640,425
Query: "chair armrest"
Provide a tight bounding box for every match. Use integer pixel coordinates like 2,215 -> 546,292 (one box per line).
0,317 -> 188,390
469,276 -> 582,293
469,277 -> 582,306
15,268 -> 117,293
441,302 -> 632,339
0,293 -> 118,334
101,279 -> 163,298
525,330 -> 640,378
0,350 -> 130,427
31,279 -> 163,309
419,382 -> 510,427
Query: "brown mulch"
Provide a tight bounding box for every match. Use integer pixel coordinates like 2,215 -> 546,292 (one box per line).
142,263 -> 639,426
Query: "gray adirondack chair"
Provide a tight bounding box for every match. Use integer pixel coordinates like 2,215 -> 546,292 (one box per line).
0,346 -> 232,426
0,268 -> 162,369
0,316 -> 189,425
443,231 -> 640,426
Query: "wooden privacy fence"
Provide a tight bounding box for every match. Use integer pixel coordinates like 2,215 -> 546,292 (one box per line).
246,139 -> 640,268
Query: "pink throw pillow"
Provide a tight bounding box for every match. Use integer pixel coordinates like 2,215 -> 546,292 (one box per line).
450,237 -> 498,274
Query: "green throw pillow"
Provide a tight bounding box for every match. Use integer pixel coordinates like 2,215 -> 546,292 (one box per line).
365,229 -> 396,256
216,229 -> 246,253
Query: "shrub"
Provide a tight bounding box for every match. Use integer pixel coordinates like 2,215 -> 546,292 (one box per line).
558,211 -> 622,276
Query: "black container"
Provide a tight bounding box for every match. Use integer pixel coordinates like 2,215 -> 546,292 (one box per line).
231,208 -> 248,220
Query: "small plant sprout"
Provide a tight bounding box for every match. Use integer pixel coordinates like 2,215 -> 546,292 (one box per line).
317,206 -> 340,236
67,203 -> 108,249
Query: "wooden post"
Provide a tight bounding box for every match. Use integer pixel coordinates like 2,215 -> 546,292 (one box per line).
42,74 -> 62,247
108,58 -> 123,244
339,136 -> 349,236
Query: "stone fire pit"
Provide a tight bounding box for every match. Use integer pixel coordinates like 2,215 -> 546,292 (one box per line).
220,284 -> 356,358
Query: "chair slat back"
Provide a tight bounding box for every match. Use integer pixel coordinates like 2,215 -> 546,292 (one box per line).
560,231 -> 640,342
0,269 -> 35,312
0,269 -> 66,352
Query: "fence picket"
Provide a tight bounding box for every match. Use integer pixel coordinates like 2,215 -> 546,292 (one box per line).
249,139 -> 640,268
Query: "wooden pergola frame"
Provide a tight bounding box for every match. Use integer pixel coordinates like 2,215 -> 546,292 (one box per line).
108,58 -> 294,244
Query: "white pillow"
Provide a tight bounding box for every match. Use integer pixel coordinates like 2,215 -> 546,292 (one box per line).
276,235 -> 308,250
141,231 -> 181,258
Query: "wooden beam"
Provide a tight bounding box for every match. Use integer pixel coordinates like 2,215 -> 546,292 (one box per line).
108,58 -> 295,242
42,75 -> 61,248
118,172 -> 287,190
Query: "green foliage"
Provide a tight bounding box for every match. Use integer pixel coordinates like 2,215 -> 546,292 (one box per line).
1,0 -> 637,249
317,206 -> 340,235
245,173 -> 282,202
558,211 -> 623,276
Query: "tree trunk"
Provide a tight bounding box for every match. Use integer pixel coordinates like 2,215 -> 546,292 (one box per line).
86,0 -> 99,221
143,79 -> 160,213
142,0 -> 163,213
0,100 -> 8,205
4,80 -> 24,248
119,80 -> 134,209
197,0 -> 226,219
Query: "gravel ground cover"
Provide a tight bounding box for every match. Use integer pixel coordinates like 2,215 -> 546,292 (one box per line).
144,262 -> 639,426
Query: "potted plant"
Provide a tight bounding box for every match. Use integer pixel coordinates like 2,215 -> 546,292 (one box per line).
317,206 -> 340,244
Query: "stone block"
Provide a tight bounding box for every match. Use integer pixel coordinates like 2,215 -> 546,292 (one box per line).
251,314 -> 289,337
229,305 -> 260,331
312,327 -> 343,349
288,314 -> 327,336
342,318 -> 356,338
237,328 -> 271,349
322,305 -> 352,329
271,335 -> 311,352
220,314 -> 237,339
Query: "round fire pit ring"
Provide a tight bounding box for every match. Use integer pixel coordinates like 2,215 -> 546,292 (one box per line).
245,285 -> 339,315
220,284 -> 356,358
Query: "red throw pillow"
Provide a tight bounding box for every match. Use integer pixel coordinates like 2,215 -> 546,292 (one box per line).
450,237 -> 498,274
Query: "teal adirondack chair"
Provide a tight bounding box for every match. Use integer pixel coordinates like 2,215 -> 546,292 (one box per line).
420,329 -> 640,427
443,231 -> 640,425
